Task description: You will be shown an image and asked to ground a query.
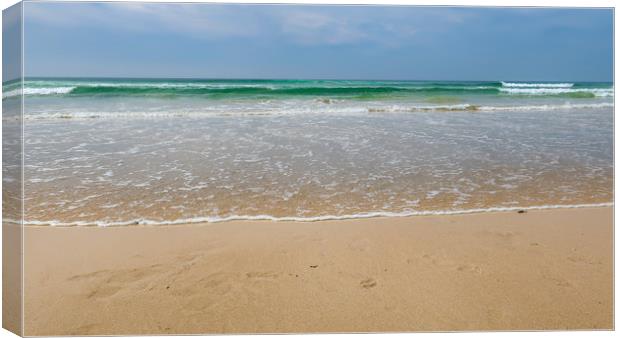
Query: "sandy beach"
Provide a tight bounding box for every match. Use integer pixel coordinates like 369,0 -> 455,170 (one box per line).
4,4 -> 614,337
22,206 -> 612,335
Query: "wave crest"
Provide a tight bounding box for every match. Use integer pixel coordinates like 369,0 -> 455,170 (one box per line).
3,86 -> 75,99
501,82 -> 574,88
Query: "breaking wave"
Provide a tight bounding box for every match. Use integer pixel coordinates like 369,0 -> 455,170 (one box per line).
2,79 -> 613,99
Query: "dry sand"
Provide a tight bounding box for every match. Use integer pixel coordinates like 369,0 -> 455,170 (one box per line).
23,207 -> 613,335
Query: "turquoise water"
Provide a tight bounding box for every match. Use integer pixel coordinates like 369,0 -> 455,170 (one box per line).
4,78 -> 614,119
7,78 -> 614,98
4,78 -> 614,226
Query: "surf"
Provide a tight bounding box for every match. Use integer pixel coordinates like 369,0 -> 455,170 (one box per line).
21,202 -> 614,227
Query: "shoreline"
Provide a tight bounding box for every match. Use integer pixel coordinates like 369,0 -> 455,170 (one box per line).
21,202 -> 614,227
24,206 -> 613,334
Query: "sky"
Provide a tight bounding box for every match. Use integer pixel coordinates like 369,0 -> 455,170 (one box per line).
21,2 -> 613,81
3,2 -> 22,82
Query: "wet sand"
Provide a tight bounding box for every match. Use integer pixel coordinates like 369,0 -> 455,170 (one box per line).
23,206 -> 613,335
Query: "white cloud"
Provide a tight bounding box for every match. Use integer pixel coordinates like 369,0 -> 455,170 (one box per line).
24,3 -> 472,46
25,2 -> 260,39
277,10 -> 370,45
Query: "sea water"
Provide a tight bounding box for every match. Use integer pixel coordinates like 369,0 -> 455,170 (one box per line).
5,78 -> 612,225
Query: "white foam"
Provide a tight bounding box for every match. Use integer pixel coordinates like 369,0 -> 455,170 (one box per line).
22,202 -> 613,227
22,102 -> 614,121
375,102 -> 614,112
476,102 -> 614,111
501,82 -> 574,88
2,88 -> 22,99
3,86 -> 75,99
25,87 -> 75,95
4,83 -> 282,98
499,87 -> 613,97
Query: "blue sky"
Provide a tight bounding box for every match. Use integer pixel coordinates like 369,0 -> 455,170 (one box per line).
22,2 -> 613,81
3,2 -> 22,82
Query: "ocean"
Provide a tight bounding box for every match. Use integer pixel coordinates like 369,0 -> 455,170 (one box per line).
5,78 -> 613,226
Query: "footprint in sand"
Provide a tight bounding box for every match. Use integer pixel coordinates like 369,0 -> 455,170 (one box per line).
456,264 -> 482,274
495,231 -> 517,239
360,278 -> 377,289
348,238 -> 372,252
184,272 -> 240,297
68,264 -> 163,299
66,269 -> 110,281
70,323 -> 101,335
245,271 -> 279,279
543,275 -> 572,288
420,253 -> 455,267
567,255 -> 602,265
552,278 -> 572,288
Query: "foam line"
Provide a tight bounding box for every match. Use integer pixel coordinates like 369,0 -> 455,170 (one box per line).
499,87 -> 613,97
22,202 -> 613,227
19,102 -> 614,121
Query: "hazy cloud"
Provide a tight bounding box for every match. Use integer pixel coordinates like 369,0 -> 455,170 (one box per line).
22,3 -> 612,81
24,3 -> 471,46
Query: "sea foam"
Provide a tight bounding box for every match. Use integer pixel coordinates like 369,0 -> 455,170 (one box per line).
499,87 -> 613,97
3,86 -> 75,99
21,102 -> 614,120
21,202 -> 613,227
501,82 -> 574,88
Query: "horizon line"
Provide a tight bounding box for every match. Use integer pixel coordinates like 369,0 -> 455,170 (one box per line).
6,76 -> 614,83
